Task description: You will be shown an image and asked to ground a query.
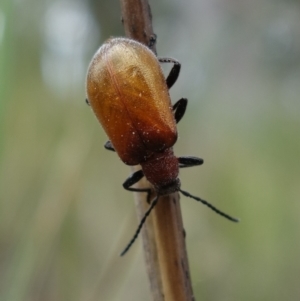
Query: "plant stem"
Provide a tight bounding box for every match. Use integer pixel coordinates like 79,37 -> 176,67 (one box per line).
119,1 -> 195,300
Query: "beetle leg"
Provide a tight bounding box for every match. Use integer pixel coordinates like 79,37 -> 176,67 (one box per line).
85,98 -> 90,106
178,156 -> 204,168
148,34 -> 157,49
123,170 -> 152,203
173,98 -> 187,123
104,141 -> 115,152
159,57 -> 181,89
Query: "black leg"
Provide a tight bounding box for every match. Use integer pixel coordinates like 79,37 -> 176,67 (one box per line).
178,156 -> 204,168
104,141 -> 115,152
173,98 -> 188,124
148,34 -> 157,49
85,98 -> 90,106
123,170 -> 152,203
159,57 -> 181,89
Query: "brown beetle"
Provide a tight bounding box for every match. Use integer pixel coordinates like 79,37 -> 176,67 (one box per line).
86,38 -> 238,255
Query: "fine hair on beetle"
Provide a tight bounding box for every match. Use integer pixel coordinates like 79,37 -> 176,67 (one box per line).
85,37 -> 239,256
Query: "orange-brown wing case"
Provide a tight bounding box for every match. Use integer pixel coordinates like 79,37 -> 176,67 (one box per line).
86,38 -> 177,165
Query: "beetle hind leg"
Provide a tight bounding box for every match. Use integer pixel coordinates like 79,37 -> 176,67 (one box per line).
148,34 -> 157,49
159,57 -> 181,89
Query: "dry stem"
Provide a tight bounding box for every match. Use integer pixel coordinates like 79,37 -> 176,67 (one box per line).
119,1 -> 195,300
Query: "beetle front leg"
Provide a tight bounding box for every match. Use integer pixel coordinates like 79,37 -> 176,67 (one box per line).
173,98 -> 188,124
178,156 -> 204,168
159,57 -> 181,89
123,170 -> 152,203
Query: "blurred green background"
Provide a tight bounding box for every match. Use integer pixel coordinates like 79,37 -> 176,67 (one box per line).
1,0 -> 300,300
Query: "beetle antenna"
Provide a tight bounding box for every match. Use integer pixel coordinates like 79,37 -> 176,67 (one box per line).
179,189 -> 239,223
120,195 -> 159,256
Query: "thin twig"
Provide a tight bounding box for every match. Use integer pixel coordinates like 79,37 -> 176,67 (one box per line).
119,1 -> 195,300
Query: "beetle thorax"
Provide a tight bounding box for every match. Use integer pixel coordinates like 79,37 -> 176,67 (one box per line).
140,148 -> 180,195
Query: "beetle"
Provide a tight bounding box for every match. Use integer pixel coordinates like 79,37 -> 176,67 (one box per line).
86,37 -> 238,256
